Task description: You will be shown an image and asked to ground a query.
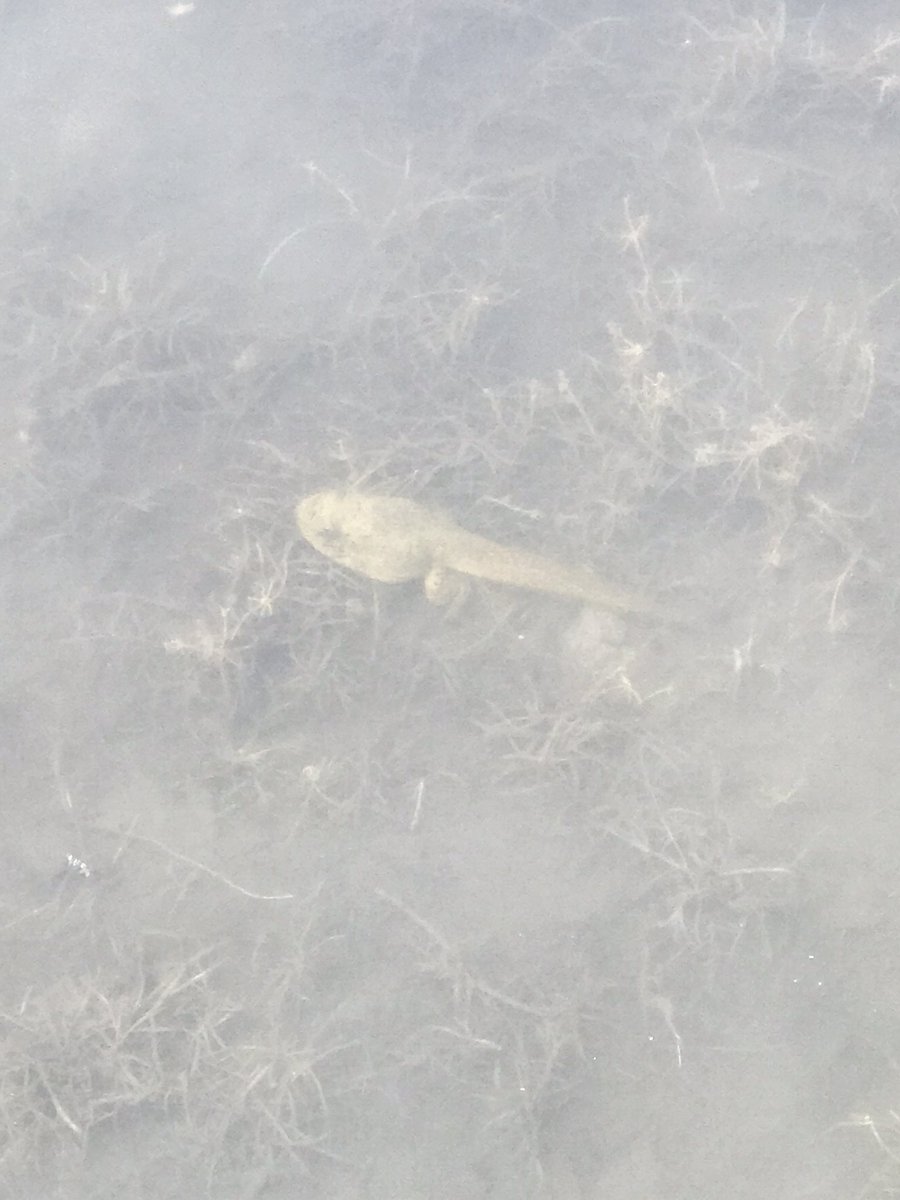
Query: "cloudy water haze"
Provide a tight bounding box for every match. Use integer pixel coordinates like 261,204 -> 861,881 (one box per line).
1,2 -> 900,1197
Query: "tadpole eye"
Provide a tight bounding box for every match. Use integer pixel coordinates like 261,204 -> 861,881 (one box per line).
316,527 -> 345,551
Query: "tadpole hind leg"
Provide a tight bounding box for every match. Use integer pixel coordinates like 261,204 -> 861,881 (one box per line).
424,566 -> 469,616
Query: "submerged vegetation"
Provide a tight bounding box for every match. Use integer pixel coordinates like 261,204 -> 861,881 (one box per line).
2,2 -> 900,1196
